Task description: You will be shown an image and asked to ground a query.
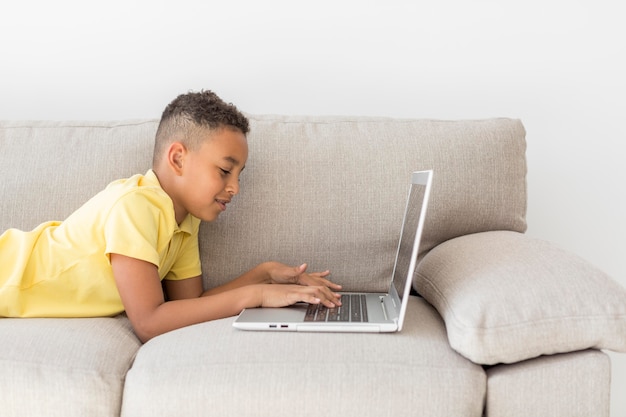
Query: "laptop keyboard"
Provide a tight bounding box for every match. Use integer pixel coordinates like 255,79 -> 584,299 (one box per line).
304,294 -> 369,323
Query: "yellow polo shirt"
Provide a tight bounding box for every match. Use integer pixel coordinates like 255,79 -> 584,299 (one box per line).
0,170 -> 201,318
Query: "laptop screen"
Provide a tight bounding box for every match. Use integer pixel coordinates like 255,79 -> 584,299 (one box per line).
391,171 -> 431,304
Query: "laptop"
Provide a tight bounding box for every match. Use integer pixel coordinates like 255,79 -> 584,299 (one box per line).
233,170 -> 433,333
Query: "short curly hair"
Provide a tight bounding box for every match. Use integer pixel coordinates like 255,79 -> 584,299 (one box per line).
153,90 -> 249,166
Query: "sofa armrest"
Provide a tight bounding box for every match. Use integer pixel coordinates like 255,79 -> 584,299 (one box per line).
414,231 -> 626,365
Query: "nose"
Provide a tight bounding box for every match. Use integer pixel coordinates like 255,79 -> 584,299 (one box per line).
226,176 -> 240,196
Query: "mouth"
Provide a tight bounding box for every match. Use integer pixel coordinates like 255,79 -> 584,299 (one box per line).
216,198 -> 231,211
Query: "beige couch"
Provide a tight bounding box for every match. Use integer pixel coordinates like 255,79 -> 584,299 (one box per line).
1,116 -> 625,417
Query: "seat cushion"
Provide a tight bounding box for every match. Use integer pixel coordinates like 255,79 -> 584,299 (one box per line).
486,350 -> 611,417
122,297 -> 486,417
0,315 -> 141,417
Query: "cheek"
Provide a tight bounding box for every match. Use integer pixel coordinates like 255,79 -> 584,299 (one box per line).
201,172 -> 224,196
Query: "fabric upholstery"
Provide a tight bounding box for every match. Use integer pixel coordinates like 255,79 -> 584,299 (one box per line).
414,230 -> 626,364
0,117 -> 616,417
199,115 -> 527,292
485,349 -> 611,417
0,120 -> 156,232
122,297 -> 486,417
0,316 -> 141,417
0,117 -> 527,293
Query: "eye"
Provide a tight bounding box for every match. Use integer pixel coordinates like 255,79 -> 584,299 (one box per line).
220,168 -> 231,176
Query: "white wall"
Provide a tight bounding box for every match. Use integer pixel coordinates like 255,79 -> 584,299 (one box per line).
2,0 -> 624,414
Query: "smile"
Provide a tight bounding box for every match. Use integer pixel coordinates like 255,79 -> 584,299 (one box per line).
216,199 -> 230,211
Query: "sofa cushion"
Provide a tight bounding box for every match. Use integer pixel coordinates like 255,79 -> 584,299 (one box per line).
199,116 -> 527,292
121,297 -> 486,417
0,117 -> 527,295
0,315 -> 141,417
486,350 -> 611,417
414,230 -> 626,364
0,120 -> 156,232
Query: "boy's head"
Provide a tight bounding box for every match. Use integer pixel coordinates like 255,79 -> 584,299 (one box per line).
153,90 -> 249,167
153,90 -> 250,224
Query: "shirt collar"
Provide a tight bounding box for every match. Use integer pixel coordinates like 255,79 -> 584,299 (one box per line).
177,214 -> 199,235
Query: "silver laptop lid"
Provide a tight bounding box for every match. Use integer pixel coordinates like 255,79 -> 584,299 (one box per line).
391,170 -> 433,331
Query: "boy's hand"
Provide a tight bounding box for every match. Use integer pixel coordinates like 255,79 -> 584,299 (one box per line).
258,284 -> 342,308
265,262 -> 342,307
267,262 -> 342,291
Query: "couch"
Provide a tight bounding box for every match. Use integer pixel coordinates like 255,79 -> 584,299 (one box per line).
1,116 -> 625,417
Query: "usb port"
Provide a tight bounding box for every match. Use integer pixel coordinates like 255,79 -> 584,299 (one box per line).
269,324 -> 277,328
281,324 -> 288,328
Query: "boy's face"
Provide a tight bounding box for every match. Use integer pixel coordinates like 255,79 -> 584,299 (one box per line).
174,127 -> 248,223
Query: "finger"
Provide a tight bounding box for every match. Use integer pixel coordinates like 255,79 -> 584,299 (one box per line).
298,287 -> 341,308
318,277 -> 342,290
292,263 -> 307,284
316,286 -> 342,307
290,289 -> 323,306
296,263 -> 307,274
299,275 -> 342,290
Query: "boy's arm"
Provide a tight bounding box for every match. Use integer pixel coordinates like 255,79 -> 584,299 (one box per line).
111,253 -> 257,343
164,261 -> 341,300
111,254 -> 341,343
162,262 -> 293,300
170,262 -> 276,298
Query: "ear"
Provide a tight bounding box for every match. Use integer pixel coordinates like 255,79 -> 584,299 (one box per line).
166,142 -> 187,176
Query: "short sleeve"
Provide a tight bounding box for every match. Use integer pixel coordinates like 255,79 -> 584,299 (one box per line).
164,222 -> 202,281
103,191 -> 165,267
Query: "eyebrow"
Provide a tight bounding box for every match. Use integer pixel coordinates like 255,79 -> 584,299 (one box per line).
223,156 -> 239,165
223,156 -> 245,171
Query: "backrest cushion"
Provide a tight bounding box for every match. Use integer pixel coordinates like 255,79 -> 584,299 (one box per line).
199,116 -> 527,291
0,120 -> 155,232
0,116 -> 527,292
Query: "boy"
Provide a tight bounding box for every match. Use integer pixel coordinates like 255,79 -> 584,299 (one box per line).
0,90 -> 342,343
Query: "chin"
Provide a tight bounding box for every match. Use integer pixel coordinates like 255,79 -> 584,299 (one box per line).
200,212 -> 221,222
193,205 -> 223,222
